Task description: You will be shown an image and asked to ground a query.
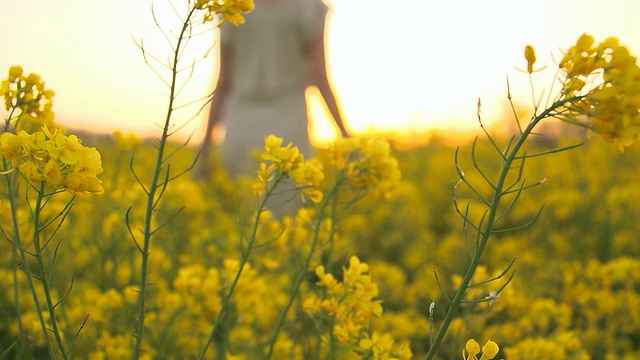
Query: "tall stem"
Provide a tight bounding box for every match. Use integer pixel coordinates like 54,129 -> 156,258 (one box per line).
198,177 -> 281,359
32,184 -> 69,359
3,166 -> 49,357
423,102 -> 563,359
265,179 -> 342,359
131,8 -> 197,359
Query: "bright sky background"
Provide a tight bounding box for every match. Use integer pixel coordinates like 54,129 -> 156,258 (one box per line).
2,0 -> 639,146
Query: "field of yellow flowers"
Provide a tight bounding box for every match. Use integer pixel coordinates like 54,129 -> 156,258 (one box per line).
2,1 -> 640,358
2,126 -> 639,359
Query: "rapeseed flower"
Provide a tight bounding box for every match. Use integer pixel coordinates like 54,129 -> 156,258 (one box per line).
196,0 -> 254,26
481,340 -> 499,359
0,127 -> 104,194
331,136 -> 401,198
463,339 -> 499,360
465,339 -> 480,359
358,331 -> 413,360
305,256 -> 410,357
254,134 -> 324,203
1,66 -> 55,132
557,34 -> 640,149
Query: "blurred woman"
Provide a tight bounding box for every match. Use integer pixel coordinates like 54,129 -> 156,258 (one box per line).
196,0 -> 349,179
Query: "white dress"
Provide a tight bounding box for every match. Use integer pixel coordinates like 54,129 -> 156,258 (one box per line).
218,0 -> 328,176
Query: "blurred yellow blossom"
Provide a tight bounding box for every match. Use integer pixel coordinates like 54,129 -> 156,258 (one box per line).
331,136 -> 401,198
254,134 -> 324,203
260,134 -> 304,172
558,34 -> 640,149
315,265 -> 343,294
358,331 -> 412,360
1,66 -> 55,132
196,0 -> 254,26
304,256 -> 410,357
113,130 -> 141,151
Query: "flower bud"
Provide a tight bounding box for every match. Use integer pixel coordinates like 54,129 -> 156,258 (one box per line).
524,45 -> 536,73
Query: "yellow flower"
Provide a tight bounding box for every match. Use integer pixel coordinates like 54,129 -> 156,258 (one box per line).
2,67 -> 55,132
303,188 -> 323,204
463,339 -> 499,360
8,65 -> 23,80
576,33 -> 594,52
289,159 -> 324,187
480,340 -> 499,360
198,0 -> 255,26
0,132 -> 25,163
333,319 -> 362,344
302,296 -> 321,314
220,11 -> 245,26
358,332 -> 410,360
315,265 -> 343,294
264,134 -> 283,150
252,182 -> 265,197
343,255 -> 370,284
42,159 -> 61,187
330,136 -> 401,198
235,0 -> 254,12
194,0 -> 209,8
260,135 -> 303,172
18,161 -> 43,182
255,135 -> 325,203
5,126 -> 104,194
464,339 -> 480,359
557,34 -> 640,149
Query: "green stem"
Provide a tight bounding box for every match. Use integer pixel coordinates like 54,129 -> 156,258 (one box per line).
3,107 -> 17,132
198,176 -> 282,359
32,184 -> 69,359
3,162 -> 50,358
265,179 -> 342,359
131,7 -> 197,359
423,101 -> 566,359
2,161 -> 24,353
322,192 -> 339,270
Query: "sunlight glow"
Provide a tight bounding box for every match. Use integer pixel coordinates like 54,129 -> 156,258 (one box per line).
2,0 -> 639,146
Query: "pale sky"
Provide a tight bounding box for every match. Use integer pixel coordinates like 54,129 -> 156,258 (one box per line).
2,0 -> 639,145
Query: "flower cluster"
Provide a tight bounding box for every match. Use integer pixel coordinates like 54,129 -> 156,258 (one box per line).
195,0 -> 254,26
331,136 -> 401,198
170,258 -> 291,357
359,331 -> 413,360
1,66 -> 55,132
557,34 -> 640,148
463,339 -> 499,360
3,132 -> 640,357
503,334 -> 588,360
254,134 -> 324,203
304,256 -> 412,359
0,126 -> 103,194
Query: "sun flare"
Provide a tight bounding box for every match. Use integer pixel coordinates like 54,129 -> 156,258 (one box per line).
1,0 -> 638,146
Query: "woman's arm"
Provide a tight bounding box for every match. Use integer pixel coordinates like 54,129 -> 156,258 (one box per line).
306,21 -> 350,138
195,42 -> 233,179
208,43 -> 232,133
